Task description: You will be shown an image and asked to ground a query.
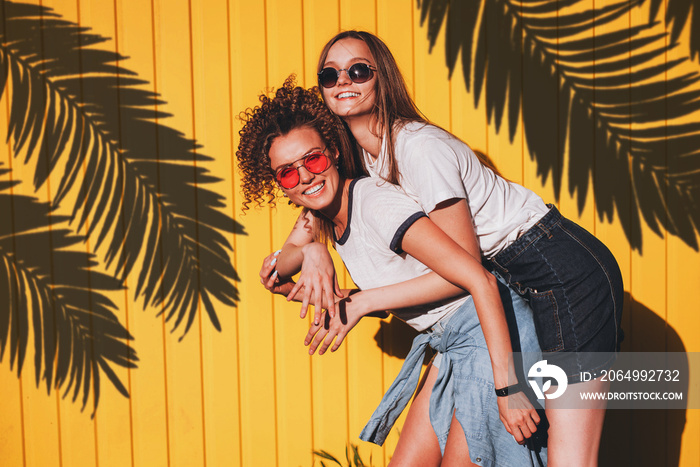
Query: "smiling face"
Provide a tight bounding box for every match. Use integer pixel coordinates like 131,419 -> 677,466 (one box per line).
269,126 -> 342,214
320,38 -> 378,120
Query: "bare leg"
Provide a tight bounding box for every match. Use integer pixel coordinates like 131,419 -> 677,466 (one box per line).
388,363 -> 442,467
546,377 -> 610,467
442,413 -> 480,467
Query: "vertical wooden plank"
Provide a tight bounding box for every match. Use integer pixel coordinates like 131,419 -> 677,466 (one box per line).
69,1 -> 136,465
0,362 -> 25,467
482,0 -> 514,183
0,84 -> 26,467
266,0 -> 305,84
412,7 -> 450,131
113,0 -> 170,465
559,0 -> 596,232
663,1 -> 700,466
229,0 -> 279,465
449,30 -> 489,166
340,0 -> 376,33
669,241 -> 700,467
627,3 -> 668,466
3,2 -> 63,465
519,0 -> 556,202
378,0 -> 414,94
0,320 -> 25,467
623,2 -> 669,353
302,0 -> 340,87
189,0 -> 242,465
151,0 -> 207,465
593,1 -> 635,463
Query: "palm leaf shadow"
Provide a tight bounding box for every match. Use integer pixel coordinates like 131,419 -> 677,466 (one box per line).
0,167 -> 136,415
650,0 -> 700,62
0,0 -> 243,340
420,0 -> 700,252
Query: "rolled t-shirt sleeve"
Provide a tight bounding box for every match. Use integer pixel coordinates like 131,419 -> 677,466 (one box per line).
358,181 -> 427,255
399,138 -> 469,213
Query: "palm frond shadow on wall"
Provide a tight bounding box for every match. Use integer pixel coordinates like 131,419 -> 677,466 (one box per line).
0,1 -> 243,414
419,0 -> 700,252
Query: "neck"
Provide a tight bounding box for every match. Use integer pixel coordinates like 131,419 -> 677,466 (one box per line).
345,115 -> 382,159
319,178 -> 353,237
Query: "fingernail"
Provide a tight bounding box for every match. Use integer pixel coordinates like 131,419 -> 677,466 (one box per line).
270,258 -> 277,266
271,270 -> 278,277
314,320 -> 319,326
273,250 -> 281,256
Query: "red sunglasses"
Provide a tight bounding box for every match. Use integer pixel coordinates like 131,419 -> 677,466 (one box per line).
274,150 -> 333,189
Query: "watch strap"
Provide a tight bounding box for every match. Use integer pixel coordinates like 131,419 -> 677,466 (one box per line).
495,383 -> 523,397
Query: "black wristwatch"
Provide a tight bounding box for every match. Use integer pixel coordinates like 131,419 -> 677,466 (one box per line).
495,383 -> 523,397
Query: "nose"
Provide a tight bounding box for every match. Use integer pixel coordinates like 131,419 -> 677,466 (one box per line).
298,165 -> 315,184
336,68 -> 352,86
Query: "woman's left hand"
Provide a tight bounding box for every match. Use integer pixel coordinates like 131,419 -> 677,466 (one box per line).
304,293 -> 370,355
496,392 -> 540,444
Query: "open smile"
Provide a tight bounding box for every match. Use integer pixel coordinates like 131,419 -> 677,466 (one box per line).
336,92 -> 360,99
303,181 -> 325,196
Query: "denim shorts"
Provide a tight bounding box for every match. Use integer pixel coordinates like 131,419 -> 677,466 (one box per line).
487,205 -> 624,383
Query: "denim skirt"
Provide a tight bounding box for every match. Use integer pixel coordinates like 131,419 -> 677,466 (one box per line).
487,205 -> 624,383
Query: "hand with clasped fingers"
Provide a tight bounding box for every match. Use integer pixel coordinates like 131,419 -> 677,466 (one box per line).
304,291 -> 388,355
259,243 -> 346,322
259,243 -> 344,324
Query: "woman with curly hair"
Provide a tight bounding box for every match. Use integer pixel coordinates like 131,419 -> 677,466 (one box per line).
237,77 -> 546,467
264,30 -> 624,466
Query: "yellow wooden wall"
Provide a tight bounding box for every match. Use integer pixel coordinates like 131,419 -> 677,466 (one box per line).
1,0 -> 699,466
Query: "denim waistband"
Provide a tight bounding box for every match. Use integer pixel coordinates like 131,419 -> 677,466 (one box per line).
426,305 -> 458,338
492,204 -> 562,267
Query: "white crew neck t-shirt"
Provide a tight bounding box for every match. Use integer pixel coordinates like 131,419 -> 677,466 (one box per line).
363,121 -> 549,257
334,177 -> 469,332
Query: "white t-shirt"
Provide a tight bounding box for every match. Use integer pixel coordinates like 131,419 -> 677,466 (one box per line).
363,122 -> 549,257
334,177 -> 469,332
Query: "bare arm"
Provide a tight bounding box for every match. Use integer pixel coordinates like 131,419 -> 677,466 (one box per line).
264,199 -> 478,321
343,198 -> 480,313
402,218 -> 512,384
273,210 -> 316,277
401,216 -> 540,442
261,210 -> 344,323
429,198 -> 482,259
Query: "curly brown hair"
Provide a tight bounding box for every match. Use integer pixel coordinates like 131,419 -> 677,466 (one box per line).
236,75 -> 364,212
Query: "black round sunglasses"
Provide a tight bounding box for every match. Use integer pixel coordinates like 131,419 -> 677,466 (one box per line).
317,63 -> 377,89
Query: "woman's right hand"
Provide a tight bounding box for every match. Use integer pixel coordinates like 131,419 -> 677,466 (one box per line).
496,391 -> 540,444
287,242 -> 344,324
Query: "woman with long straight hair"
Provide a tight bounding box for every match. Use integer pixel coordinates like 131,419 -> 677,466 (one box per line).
265,31 -> 624,466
